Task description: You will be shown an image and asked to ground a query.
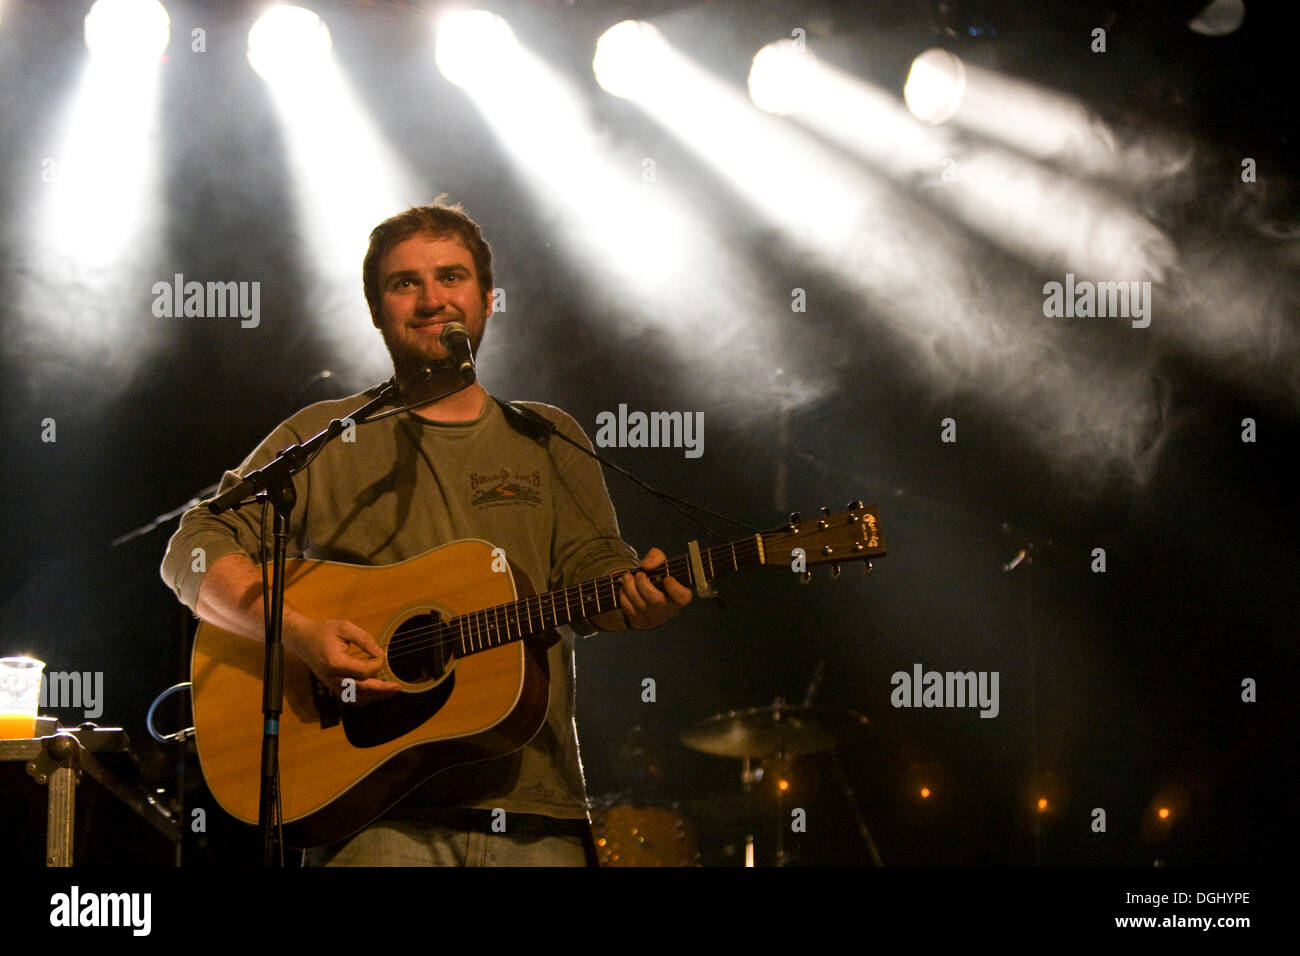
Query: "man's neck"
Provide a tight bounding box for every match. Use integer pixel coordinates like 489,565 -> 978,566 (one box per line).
400,371 -> 488,422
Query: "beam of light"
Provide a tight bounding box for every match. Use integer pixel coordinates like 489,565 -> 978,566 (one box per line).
44,0 -> 171,269
250,5 -> 426,381
775,56 -> 1175,282
440,14 -> 817,416
777,46 -> 1300,414
594,23 -> 876,250
13,4 -> 168,395
37,62 -> 164,272
600,24 -> 1176,489
902,48 -> 1189,183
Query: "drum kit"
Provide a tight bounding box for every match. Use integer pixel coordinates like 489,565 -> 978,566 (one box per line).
591,698 -> 879,867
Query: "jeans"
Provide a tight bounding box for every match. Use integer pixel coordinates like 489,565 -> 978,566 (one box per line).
303,809 -> 594,867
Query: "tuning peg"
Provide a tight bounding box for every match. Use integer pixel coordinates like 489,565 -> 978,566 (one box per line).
820,506 -> 830,517
788,512 -> 801,531
846,500 -> 864,510
863,561 -> 873,576
830,563 -> 842,579
799,571 -> 812,585
817,506 -> 829,529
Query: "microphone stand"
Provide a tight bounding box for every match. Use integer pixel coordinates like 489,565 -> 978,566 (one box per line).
206,379 -> 410,866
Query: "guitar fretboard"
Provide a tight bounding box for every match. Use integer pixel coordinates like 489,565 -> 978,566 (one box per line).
443,534 -> 766,655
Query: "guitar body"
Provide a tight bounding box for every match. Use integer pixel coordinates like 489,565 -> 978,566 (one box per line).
191,539 -> 553,848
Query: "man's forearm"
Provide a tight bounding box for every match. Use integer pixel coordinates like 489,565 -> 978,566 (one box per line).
194,552 -> 311,645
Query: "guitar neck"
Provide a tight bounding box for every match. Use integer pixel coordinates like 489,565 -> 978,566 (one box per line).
451,535 -> 764,656
447,502 -> 884,657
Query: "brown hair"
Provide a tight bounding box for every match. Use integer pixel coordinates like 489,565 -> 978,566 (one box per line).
362,198 -> 494,319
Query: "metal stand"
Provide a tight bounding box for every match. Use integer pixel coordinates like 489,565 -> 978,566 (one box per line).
1,721 -> 180,866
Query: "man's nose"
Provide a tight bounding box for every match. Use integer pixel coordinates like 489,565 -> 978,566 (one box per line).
415,282 -> 448,313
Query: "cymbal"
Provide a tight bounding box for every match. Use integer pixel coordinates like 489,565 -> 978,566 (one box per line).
680,705 -> 869,758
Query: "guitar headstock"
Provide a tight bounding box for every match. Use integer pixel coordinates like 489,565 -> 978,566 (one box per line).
760,501 -> 885,580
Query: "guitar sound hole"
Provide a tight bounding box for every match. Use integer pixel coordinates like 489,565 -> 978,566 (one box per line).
387,612 -> 452,684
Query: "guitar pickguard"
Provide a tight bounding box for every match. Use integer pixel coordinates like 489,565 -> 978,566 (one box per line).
342,672 -> 457,748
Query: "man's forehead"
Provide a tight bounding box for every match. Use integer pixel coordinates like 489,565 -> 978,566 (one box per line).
381,233 -> 475,274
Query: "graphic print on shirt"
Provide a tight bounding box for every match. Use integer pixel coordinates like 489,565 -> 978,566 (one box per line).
470,464 -> 543,508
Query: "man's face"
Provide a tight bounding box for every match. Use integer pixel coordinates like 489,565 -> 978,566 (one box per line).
373,233 -> 491,378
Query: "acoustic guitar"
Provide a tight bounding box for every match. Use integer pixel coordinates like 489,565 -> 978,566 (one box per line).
191,503 -> 884,846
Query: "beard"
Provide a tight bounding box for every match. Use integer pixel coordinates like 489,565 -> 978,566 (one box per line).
380,320 -> 486,396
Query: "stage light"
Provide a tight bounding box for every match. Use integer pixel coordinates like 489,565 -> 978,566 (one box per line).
435,10 -> 518,90
778,779 -> 790,792
247,5 -> 332,83
920,787 -> 931,799
593,20 -> 669,99
748,39 -> 818,116
1142,786 -> 1190,843
1036,797 -> 1049,812
1189,0 -> 1245,36
84,0 -> 170,65
904,48 -> 966,124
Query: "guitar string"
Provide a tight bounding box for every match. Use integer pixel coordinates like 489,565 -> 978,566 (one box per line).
378,550 -> 731,663
373,542 -> 767,667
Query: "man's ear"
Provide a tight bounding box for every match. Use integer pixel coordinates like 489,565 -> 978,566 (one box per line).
483,289 -> 494,318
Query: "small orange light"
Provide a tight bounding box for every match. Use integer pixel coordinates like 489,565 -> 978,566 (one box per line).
596,838 -> 606,847
920,787 -> 931,799
778,779 -> 789,792
1158,808 -> 1170,820
1037,797 -> 1048,811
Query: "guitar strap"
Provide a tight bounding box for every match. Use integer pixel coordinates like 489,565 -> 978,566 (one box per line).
498,399 -> 724,601
495,398 -> 555,446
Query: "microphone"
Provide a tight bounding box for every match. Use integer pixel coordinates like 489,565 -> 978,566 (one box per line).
439,321 -> 476,385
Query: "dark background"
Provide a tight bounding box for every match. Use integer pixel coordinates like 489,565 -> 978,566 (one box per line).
1,0 -> 1294,866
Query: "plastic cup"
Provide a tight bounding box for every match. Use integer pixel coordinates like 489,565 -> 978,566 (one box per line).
0,657 -> 46,739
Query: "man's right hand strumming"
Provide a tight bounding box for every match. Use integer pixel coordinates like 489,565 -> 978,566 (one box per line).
196,552 -> 400,703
